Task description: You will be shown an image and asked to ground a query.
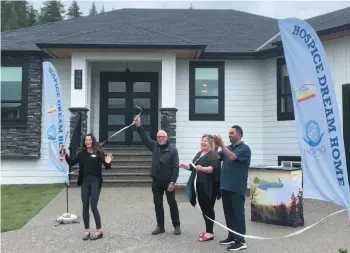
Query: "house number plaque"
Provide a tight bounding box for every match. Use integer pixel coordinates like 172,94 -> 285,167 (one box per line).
74,69 -> 83,89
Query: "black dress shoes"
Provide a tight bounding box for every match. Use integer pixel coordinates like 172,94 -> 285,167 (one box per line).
82,233 -> 90,240
90,232 -> 103,240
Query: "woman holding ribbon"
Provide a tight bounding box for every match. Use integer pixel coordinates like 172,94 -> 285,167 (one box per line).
61,133 -> 113,241
179,134 -> 221,242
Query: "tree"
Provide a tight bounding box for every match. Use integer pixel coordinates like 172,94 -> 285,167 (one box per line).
189,3 -> 193,9
67,0 -> 82,19
27,4 -> 38,26
250,185 -> 259,205
100,4 -> 105,13
1,1 -> 29,31
38,0 -> 65,24
89,2 -> 97,15
276,203 -> 288,221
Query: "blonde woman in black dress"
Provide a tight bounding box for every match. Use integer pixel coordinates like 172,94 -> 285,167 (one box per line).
179,134 -> 221,242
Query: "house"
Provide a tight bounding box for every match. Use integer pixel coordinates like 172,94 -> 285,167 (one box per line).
1,8 -> 350,186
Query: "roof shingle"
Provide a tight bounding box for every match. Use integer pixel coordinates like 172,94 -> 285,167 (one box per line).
1,7 -> 349,53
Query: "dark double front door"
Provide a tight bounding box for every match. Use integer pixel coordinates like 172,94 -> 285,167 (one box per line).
99,72 -> 158,145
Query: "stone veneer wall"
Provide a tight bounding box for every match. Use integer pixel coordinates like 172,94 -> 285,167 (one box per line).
160,108 -> 177,145
1,55 -> 43,159
69,108 -> 89,148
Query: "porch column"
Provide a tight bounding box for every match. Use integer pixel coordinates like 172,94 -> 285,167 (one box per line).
160,55 -> 177,145
69,54 -> 89,145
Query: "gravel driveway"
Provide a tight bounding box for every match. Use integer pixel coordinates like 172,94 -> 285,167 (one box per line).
1,187 -> 349,253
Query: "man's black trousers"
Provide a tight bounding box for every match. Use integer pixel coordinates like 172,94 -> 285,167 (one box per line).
152,178 -> 180,228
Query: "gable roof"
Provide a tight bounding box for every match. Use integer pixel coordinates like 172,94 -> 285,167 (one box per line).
1,8 -> 279,53
1,7 -> 349,54
306,6 -> 350,32
268,7 -> 350,48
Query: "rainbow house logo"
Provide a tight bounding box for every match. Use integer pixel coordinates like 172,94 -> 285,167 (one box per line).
47,104 -> 57,114
295,84 -> 316,102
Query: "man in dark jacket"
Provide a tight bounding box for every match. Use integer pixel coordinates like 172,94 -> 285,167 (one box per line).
134,115 -> 181,235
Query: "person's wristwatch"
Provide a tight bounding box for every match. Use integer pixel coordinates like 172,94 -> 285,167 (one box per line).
170,182 -> 175,185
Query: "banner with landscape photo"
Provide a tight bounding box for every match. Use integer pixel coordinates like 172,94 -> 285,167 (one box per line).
250,169 -> 304,227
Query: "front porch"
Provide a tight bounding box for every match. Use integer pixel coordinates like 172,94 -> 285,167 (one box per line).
67,51 -> 180,146
89,61 -> 162,144
55,50 -> 196,186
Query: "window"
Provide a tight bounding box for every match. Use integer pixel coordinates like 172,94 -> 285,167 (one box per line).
1,58 -> 28,125
278,156 -> 301,168
277,57 -> 295,121
189,61 -> 225,121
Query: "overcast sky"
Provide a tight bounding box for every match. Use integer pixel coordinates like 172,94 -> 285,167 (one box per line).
29,0 -> 350,20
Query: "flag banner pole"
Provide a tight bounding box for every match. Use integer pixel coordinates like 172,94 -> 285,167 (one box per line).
43,61 -> 79,226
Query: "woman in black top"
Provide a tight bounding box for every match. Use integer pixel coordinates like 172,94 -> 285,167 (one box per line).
62,133 -> 113,240
179,134 -> 221,242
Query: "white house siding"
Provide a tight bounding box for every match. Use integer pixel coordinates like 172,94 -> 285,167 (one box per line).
1,59 -> 72,184
3,36 -> 348,186
262,36 -> 350,166
89,62 -> 162,141
175,60 -> 265,184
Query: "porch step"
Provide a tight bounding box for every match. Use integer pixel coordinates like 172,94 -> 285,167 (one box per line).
69,179 -> 152,187
102,145 -> 150,151
107,166 -> 151,173
70,172 -> 151,181
71,160 -> 152,168
69,145 -> 153,187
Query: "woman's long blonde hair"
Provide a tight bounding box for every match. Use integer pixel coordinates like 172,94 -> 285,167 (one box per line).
202,134 -> 215,151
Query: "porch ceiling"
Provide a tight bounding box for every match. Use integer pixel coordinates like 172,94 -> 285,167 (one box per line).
319,29 -> 350,42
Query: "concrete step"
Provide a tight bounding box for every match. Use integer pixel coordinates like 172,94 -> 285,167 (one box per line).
71,160 -> 152,169
110,154 -> 152,160
69,145 -> 154,187
71,165 -> 151,172
69,179 -> 152,187
103,150 -> 152,156
70,172 -> 151,181
102,145 -> 149,151
107,166 -> 151,173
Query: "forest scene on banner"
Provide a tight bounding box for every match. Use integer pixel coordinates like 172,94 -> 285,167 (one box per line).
250,170 -> 304,227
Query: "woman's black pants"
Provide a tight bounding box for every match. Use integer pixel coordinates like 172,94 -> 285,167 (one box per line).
197,181 -> 220,234
81,176 -> 102,229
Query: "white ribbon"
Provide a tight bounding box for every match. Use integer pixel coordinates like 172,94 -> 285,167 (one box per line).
99,105 -> 143,147
98,121 -> 136,147
192,170 -> 347,240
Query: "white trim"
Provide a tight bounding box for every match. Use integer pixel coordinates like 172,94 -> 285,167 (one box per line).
254,32 -> 281,52
72,52 -> 176,62
70,56 -> 88,107
161,55 -> 177,108
70,52 -> 177,109
281,160 -> 302,168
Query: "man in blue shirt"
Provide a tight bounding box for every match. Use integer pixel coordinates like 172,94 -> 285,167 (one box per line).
213,125 -> 251,251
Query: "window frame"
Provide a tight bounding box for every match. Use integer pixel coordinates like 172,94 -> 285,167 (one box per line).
1,57 -> 28,126
276,57 -> 295,121
189,61 -> 225,121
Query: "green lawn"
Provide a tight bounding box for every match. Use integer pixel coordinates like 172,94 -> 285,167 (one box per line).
1,184 -> 64,232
